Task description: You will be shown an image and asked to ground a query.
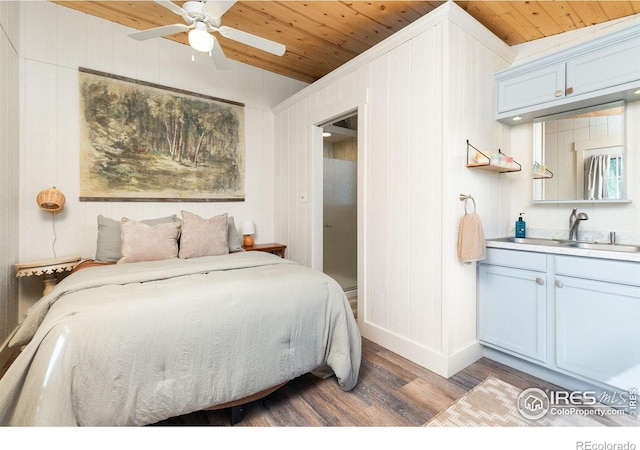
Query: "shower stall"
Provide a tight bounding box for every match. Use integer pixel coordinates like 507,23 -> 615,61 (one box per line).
322,114 -> 357,314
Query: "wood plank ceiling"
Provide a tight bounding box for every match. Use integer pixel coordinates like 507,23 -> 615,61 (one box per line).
52,1 -> 640,83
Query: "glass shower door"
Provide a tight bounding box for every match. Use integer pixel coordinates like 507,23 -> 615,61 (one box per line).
323,157 -> 357,291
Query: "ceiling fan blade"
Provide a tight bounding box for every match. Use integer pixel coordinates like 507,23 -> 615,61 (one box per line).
128,23 -> 191,41
218,26 -> 286,56
154,0 -> 189,19
203,1 -> 237,20
210,37 -> 231,70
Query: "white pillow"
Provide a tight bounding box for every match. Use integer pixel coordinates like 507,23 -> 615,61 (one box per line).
179,211 -> 229,259
118,218 -> 182,264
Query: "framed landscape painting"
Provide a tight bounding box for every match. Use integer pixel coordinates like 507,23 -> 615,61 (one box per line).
78,68 -> 245,202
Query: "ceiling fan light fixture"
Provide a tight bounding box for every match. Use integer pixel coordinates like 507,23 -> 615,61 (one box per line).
188,23 -> 214,53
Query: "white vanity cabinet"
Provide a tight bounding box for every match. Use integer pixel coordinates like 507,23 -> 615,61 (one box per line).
477,250 -> 547,363
495,23 -> 640,123
553,256 -> 640,391
478,247 -> 640,393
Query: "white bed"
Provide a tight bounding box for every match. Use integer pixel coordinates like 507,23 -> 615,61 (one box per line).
0,249 -> 361,426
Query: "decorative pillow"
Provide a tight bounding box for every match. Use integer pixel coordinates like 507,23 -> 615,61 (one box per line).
96,214 -> 177,262
227,216 -> 243,253
118,218 -> 182,264
179,211 -> 229,259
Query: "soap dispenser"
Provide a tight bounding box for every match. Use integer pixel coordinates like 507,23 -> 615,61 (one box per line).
515,213 -> 526,238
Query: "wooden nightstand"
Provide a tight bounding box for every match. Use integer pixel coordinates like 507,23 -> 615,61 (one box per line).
243,243 -> 287,259
15,256 -> 82,296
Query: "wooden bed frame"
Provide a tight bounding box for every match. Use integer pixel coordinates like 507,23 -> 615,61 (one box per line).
205,382 -> 287,424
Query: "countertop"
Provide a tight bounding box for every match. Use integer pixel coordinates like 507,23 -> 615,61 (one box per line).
486,237 -> 640,263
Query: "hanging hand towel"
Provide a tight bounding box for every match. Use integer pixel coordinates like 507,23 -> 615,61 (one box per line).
457,210 -> 486,264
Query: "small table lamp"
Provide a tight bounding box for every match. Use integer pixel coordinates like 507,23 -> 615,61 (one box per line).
241,220 -> 255,248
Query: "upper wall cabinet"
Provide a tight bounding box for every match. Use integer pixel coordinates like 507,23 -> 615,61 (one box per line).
495,24 -> 640,124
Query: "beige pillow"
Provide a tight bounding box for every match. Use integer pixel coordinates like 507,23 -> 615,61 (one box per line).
118,218 -> 182,264
179,211 -> 229,259
96,214 -> 178,262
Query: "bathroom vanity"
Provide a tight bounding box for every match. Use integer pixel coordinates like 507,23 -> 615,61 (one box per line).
478,239 -> 639,405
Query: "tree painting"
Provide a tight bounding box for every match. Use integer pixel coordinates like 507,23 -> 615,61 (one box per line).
78,68 -> 245,201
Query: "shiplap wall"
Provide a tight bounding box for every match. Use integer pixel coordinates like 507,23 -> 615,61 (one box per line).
273,3 -> 514,377
0,2 -> 20,346
16,1 -> 307,316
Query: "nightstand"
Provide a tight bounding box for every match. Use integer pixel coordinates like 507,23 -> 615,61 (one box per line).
15,256 -> 82,296
243,243 -> 287,259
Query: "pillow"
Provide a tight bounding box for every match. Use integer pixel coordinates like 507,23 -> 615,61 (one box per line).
227,216 -> 243,252
118,218 -> 182,264
179,211 -> 229,259
96,214 -> 177,261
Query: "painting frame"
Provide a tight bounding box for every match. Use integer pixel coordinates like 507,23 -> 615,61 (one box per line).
78,67 -> 246,202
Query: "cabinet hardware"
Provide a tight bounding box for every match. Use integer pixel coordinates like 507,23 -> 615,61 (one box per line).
536,277 -> 544,285
566,87 -> 574,95
555,279 -> 563,288
555,90 -> 563,97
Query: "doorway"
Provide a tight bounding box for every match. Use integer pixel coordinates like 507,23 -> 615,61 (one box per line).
322,113 -> 358,316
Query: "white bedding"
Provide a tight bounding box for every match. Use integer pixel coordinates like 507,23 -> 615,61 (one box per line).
0,251 -> 361,426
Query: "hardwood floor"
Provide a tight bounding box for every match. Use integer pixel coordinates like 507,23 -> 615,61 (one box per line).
152,338 -> 633,427
2,338 -> 635,428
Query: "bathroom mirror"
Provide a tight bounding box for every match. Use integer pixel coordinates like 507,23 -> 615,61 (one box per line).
532,101 -> 628,203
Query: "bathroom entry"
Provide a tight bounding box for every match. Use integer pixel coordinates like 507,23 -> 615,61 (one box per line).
322,113 -> 358,313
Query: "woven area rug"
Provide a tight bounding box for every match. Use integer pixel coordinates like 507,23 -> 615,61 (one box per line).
424,377 -> 631,427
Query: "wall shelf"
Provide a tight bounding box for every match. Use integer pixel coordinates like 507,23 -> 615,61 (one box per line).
465,140 -> 521,173
533,166 -> 554,179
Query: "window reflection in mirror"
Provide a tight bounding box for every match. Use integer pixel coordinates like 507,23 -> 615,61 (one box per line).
532,101 -> 625,202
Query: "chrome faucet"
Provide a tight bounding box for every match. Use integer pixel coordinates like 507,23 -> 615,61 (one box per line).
568,208 -> 589,241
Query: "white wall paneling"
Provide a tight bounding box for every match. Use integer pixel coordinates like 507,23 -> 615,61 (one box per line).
0,1 -> 21,347
15,1 -> 307,316
273,2 -> 513,377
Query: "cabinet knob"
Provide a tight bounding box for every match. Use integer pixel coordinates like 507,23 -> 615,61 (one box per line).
555,90 -> 563,97
555,279 -> 564,288
536,277 -> 544,285
566,87 -> 574,95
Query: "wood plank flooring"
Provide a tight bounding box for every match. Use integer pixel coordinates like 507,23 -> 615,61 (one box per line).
152,338 -> 635,427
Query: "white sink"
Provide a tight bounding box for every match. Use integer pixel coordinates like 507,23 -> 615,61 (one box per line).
490,237 -> 640,253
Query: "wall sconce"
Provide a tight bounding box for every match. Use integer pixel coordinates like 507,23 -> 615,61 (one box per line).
241,220 -> 255,248
36,186 -> 65,257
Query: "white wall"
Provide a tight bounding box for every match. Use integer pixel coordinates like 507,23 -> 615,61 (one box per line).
0,1 -> 20,345
17,1 -> 307,315
505,14 -> 640,245
273,2 -> 513,377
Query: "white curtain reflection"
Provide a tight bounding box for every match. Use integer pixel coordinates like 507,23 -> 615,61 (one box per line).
585,154 -> 610,200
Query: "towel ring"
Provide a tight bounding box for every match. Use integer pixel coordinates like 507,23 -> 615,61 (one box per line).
459,194 -> 476,214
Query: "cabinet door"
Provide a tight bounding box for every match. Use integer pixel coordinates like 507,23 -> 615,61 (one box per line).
566,37 -> 640,97
478,264 -> 547,362
496,63 -> 565,114
555,276 -> 640,391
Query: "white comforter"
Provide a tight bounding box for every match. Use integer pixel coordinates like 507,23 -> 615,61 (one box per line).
0,252 -> 361,426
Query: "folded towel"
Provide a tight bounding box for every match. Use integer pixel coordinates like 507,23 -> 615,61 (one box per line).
457,211 -> 486,263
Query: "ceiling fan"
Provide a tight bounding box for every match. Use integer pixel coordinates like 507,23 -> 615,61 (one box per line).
128,0 -> 286,70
